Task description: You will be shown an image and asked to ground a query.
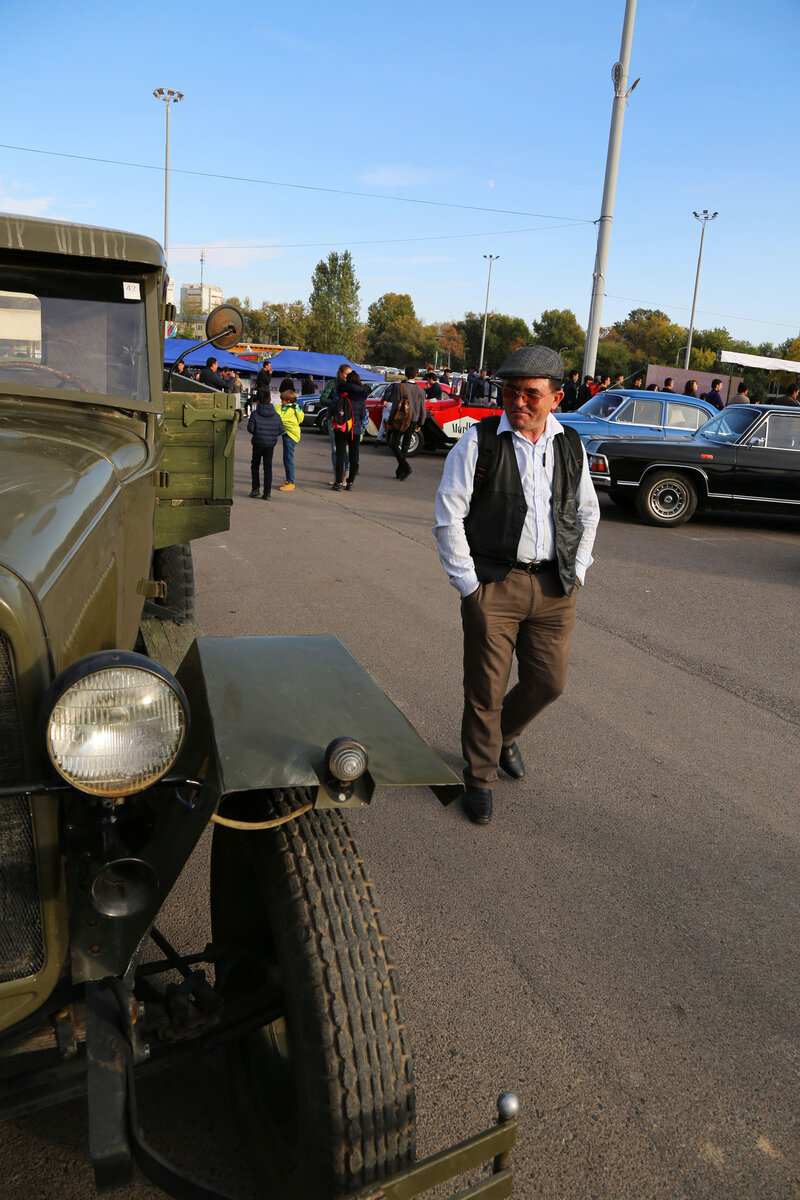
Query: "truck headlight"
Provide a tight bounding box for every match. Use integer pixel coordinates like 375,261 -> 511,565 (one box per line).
45,652 -> 188,796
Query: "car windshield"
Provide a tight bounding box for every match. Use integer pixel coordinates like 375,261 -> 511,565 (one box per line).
579,393 -> 627,418
695,408 -> 759,443
0,263 -> 151,404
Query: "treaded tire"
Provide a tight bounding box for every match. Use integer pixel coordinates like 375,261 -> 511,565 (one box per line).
210,792 -> 416,1199
152,542 -> 195,618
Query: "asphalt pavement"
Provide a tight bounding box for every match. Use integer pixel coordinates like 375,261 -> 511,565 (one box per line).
4,423 -> 799,1200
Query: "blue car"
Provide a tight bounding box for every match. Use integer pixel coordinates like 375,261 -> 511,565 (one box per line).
559,389 -> 718,444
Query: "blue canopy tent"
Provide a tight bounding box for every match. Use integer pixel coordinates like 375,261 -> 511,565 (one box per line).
268,350 -> 383,383
163,339 -> 262,374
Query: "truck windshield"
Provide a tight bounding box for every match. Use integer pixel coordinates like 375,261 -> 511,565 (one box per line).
0,264 -> 150,404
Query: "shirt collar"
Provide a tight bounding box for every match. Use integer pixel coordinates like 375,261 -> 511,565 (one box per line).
497,410 -> 564,446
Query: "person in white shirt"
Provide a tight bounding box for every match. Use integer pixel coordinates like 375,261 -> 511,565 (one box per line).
433,345 -> 599,825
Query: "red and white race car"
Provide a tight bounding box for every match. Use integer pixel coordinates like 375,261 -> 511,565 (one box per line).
365,379 -> 504,457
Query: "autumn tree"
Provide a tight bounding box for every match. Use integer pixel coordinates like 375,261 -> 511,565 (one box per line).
308,251 -> 361,358
437,322 -> 465,367
612,309 -> 686,369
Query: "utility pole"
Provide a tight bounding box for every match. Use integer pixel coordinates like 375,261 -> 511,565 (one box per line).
152,88 -> 184,265
582,0 -> 640,381
200,249 -> 205,292
684,210 -> 718,370
479,255 -> 499,371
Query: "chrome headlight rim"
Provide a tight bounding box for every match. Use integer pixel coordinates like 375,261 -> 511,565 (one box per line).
43,649 -> 190,797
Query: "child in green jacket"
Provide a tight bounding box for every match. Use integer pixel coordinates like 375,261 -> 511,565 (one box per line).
278,385 -> 304,492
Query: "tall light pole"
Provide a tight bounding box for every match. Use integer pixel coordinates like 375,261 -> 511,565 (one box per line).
684,210 -> 718,370
582,0 -> 640,381
479,255 -> 499,370
153,87 -> 183,264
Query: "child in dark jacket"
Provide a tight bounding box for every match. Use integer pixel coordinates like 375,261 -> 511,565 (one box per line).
331,371 -> 369,491
247,399 -> 283,499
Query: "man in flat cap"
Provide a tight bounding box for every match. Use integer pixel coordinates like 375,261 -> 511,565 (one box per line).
433,346 -> 600,825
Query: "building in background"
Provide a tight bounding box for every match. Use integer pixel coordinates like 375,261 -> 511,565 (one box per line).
179,284 -> 224,313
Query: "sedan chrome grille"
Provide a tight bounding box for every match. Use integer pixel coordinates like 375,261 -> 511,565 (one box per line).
0,634 -> 45,983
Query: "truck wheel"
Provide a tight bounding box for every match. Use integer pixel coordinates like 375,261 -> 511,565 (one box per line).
636,471 -> 698,527
152,543 -> 195,618
319,412 -> 329,434
210,795 -> 416,1200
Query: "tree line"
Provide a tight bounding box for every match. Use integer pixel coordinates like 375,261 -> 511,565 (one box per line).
210,250 -> 796,394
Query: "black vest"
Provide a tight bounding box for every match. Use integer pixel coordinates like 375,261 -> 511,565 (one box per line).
464,418 -> 584,596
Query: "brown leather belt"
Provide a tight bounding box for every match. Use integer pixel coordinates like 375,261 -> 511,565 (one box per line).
512,560 -> 556,574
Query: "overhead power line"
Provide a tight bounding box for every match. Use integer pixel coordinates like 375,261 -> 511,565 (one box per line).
0,141 -> 595,225
171,220 -> 589,252
605,293 -> 798,331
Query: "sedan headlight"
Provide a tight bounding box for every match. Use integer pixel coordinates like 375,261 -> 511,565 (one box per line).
45,652 -> 188,796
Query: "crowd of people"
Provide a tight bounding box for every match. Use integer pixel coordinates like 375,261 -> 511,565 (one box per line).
559,368 -> 793,411
194,352 -> 800,506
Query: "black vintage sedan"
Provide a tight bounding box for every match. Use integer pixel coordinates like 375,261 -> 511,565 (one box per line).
586,404 -> 800,526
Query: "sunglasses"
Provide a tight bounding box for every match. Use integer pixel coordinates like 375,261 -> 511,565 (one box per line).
502,384 -> 558,404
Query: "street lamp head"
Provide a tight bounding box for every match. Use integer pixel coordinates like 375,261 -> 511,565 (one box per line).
153,88 -> 184,103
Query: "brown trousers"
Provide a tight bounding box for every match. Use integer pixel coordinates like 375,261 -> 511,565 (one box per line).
460,565 -> 578,787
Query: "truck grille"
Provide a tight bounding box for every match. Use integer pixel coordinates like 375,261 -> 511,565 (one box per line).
0,634 -> 45,983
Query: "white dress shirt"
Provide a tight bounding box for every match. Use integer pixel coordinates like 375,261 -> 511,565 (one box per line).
432,411 -> 600,597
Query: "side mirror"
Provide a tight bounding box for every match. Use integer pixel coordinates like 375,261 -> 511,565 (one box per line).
206,304 -> 244,350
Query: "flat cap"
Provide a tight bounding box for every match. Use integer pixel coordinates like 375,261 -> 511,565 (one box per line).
496,345 -> 564,382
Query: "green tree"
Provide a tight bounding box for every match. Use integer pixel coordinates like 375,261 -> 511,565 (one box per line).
595,331 -> 635,379
308,251 -> 361,357
265,301 -> 310,349
532,309 -> 585,369
456,312 -> 532,373
366,293 -> 424,365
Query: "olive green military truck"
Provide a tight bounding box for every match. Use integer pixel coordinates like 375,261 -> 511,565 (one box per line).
0,215 -> 517,1200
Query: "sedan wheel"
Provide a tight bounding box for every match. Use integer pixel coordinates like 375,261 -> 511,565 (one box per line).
637,471 -> 698,526
405,429 -> 421,457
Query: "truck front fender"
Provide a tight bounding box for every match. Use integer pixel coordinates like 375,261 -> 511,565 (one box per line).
176,635 -> 463,807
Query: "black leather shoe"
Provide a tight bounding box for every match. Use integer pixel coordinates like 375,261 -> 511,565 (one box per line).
462,786 -> 493,825
499,742 -> 525,780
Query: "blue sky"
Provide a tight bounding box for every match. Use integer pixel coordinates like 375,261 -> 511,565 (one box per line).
3,0 -> 798,347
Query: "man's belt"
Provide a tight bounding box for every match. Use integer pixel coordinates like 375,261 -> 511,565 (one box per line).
511,560 -> 556,574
